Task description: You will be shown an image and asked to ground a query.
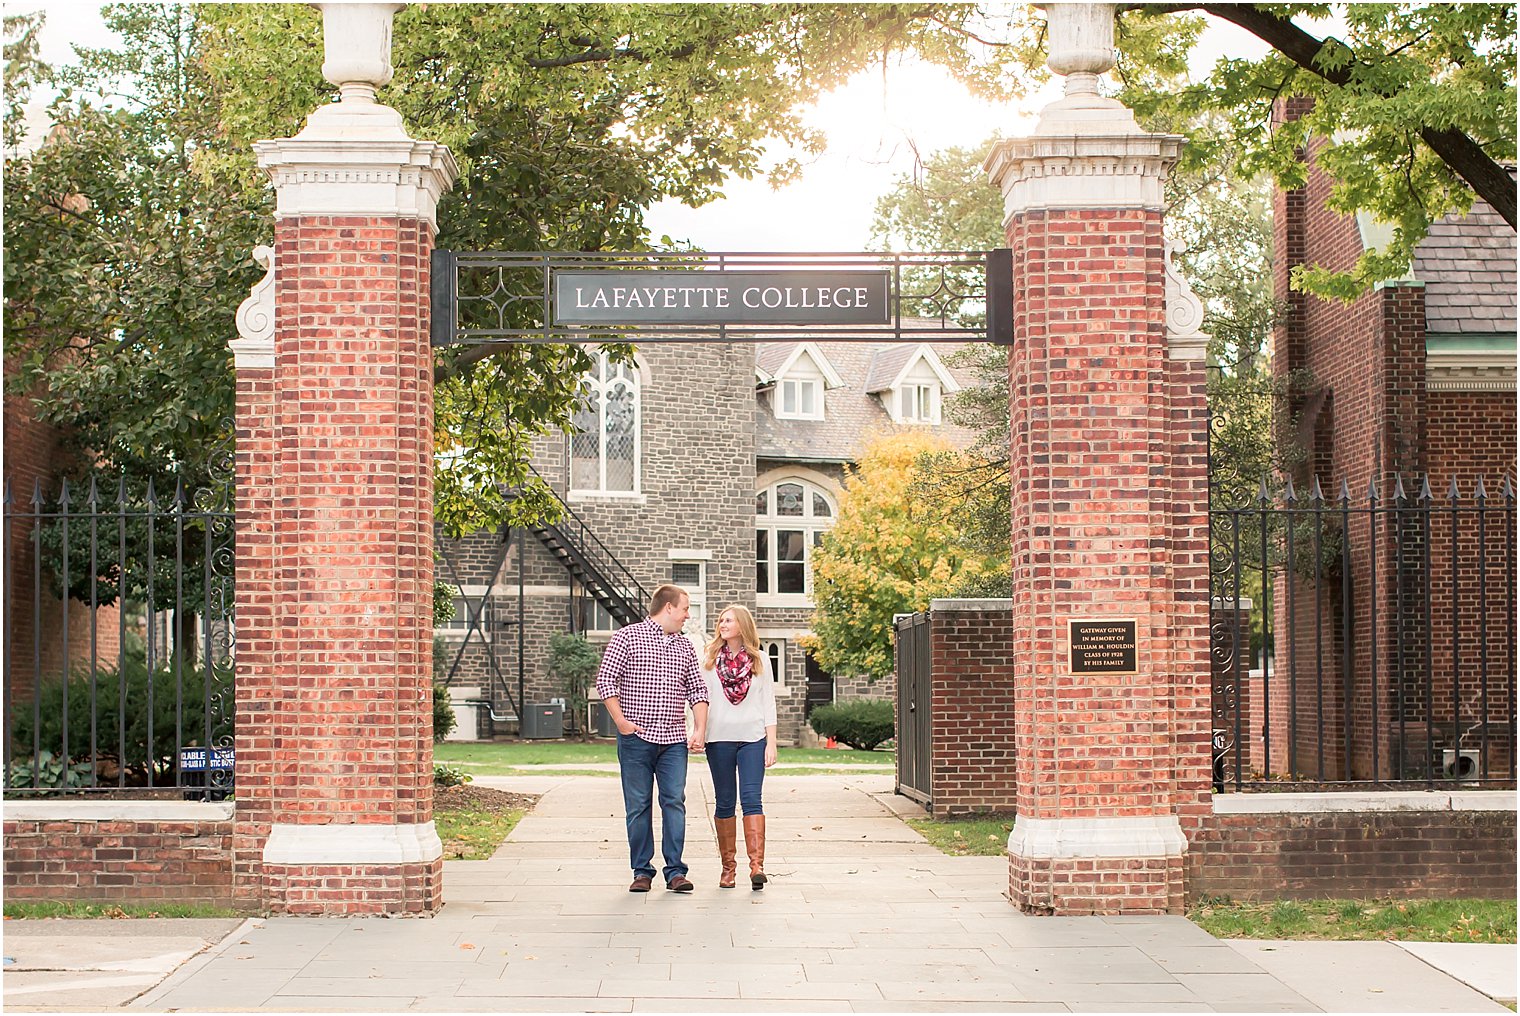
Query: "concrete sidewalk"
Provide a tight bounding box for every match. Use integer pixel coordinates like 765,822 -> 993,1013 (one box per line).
5,772 -> 1514,1012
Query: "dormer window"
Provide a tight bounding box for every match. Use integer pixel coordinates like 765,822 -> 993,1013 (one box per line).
899,383 -> 939,424
778,377 -> 822,419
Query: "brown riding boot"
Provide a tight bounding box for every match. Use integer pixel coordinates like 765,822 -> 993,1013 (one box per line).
742,814 -> 766,890
716,816 -> 738,889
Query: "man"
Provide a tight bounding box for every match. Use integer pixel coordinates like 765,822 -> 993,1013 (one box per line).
596,584 -> 710,892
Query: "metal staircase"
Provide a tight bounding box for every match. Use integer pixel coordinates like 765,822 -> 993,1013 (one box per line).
527,479 -> 649,626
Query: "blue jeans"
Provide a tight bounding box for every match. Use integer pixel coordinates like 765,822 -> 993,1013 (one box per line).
616,733 -> 689,882
706,738 -> 766,818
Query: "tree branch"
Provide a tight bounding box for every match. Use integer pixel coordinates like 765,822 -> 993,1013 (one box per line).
1134,2 -> 1517,228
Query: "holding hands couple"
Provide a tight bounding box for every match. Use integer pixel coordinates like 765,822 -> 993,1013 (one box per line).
595,585 -> 778,893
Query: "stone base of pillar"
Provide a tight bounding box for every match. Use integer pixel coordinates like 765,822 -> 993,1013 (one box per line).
259,822 -> 444,916
1007,816 -> 1187,916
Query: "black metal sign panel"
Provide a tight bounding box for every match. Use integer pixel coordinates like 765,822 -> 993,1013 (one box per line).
554,271 -> 891,325
1068,618 -> 1138,675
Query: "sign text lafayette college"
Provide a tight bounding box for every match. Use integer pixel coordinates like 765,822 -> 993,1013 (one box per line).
553,270 -> 891,326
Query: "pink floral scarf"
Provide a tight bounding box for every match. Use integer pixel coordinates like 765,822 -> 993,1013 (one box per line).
715,645 -> 753,706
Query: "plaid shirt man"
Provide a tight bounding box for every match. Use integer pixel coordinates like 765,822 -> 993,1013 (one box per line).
596,618 -> 710,744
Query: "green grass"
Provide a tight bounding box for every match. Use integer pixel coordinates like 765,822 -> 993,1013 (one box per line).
906,815 -> 1015,856
3,901 -> 246,920
434,806 -> 528,860
434,740 -> 891,772
1189,896 -> 1518,944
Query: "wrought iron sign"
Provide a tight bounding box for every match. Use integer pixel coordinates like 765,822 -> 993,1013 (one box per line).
431,250 -> 1012,346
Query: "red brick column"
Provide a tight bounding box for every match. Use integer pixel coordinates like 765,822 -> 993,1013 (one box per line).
231,3 -> 458,915
983,3 -> 1211,915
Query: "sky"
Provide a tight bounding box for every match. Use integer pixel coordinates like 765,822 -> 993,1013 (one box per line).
11,2 -> 1271,251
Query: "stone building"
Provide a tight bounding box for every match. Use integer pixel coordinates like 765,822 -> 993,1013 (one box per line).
436,336 -> 981,744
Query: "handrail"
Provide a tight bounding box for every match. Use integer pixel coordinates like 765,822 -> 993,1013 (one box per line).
526,467 -> 650,619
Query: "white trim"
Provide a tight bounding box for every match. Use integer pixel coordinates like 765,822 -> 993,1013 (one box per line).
770,342 -> 846,389
774,376 -> 825,421
667,549 -> 713,561
985,134 -> 1182,218
928,598 -> 1012,611
885,345 -> 961,394
755,466 -> 843,499
5,801 -> 234,822
1426,348 -> 1517,392
263,821 -> 442,866
757,593 -> 814,609
569,351 -> 641,496
231,245 -> 275,369
1212,791 -> 1516,814
567,491 -> 648,504
1007,815 -> 1187,859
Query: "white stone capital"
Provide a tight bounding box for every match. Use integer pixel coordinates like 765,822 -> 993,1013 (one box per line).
1008,814 -> 1187,859
984,133 -> 1184,217
231,245 -> 276,370
262,821 -> 443,866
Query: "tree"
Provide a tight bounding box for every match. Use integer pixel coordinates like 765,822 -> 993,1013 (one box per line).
806,431 -> 1002,682
1122,3 -> 1516,298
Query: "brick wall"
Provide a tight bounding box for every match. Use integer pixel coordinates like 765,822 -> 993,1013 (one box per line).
4,803 -> 235,906
925,602 -> 1017,816
1188,796 -> 1516,901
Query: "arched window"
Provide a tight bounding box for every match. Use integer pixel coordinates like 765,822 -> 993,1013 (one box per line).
755,477 -> 835,600
570,352 -> 640,494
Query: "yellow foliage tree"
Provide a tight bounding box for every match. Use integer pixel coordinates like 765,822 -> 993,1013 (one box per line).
805,431 -> 1002,683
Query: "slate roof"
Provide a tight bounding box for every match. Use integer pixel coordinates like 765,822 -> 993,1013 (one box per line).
1411,193 -> 1517,335
754,336 -> 984,463
862,345 -> 920,394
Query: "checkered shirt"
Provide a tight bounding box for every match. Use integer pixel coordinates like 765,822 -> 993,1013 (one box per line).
595,618 -> 709,745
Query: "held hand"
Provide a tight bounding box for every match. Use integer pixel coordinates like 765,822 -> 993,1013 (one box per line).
615,718 -> 640,736
764,743 -> 777,768
688,731 -> 706,753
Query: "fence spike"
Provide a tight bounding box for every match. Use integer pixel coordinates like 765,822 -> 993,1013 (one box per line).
1256,475 -> 1272,504
172,476 -> 186,510
117,475 -> 129,507
1393,474 -> 1408,502
145,476 -> 158,508
87,474 -> 100,508
1418,475 -> 1434,502
3,479 -> 12,507
1474,475 -> 1487,502
1283,474 -> 1298,503
30,477 -> 44,508
1502,475 -> 1514,502
1340,476 -> 1351,503
1310,475 -> 1325,503
1366,476 -> 1380,502
57,477 -> 71,509
1447,476 -> 1461,502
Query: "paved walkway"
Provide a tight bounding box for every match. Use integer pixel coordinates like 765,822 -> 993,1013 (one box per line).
5,772 -> 1512,1012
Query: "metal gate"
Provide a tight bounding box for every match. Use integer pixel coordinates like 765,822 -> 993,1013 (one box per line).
894,612 -> 932,804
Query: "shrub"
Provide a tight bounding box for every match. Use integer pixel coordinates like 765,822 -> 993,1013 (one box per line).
8,655 -> 233,787
808,699 -> 895,751
433,680 -> 458,742
6,749 -> 94,792
545,632 -> 601,741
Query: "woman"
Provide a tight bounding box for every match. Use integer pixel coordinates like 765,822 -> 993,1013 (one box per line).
701,604 -> 777,890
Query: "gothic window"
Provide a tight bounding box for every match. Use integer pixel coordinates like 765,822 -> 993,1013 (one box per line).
571,352 -> 640,494
756,478 -> 836,600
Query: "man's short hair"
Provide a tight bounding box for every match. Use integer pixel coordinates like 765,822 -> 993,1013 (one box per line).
648,584 -> 688,616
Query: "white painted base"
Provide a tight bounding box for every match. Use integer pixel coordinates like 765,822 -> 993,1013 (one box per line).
262,821 -> 442,866
1008,814 -> 1187,859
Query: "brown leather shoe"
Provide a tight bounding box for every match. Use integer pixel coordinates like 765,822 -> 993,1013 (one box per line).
666,875 -> 695,892
628,875 -> 653,893
716,816 -> 738,889
743,814 -> 767,890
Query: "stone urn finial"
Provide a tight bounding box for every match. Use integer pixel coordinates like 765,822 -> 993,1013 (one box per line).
316,3 -> 404,104
1032,2 -> 1138,136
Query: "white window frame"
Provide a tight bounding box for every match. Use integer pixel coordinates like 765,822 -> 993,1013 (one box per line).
775,376 -> 824,421
569,351 -> 642,498
759,638 -> 786,687
437,585 -> 495,642
898,382 -> 940,424
755,478 -> 836,608
669,558 -> 708,641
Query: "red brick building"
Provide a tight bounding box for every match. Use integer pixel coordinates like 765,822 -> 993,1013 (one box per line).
1266,101 -> 1516,782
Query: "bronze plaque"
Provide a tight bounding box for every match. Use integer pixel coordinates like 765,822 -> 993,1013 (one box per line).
1068,618 -> 1138,675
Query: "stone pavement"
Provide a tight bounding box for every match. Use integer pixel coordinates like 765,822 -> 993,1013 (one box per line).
4,771 -> 1513,1013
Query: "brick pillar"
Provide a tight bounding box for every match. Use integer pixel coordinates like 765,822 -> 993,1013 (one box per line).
231,3 -> 458,916
984,2 -> 1211,915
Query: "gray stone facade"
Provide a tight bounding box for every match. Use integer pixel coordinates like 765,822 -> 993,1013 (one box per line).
437,338 -> 977,743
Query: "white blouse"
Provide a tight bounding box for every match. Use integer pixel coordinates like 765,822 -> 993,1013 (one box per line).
700,651 -> 777,744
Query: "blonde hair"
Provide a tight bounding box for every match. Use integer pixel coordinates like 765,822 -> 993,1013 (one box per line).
703,604 -> 763,672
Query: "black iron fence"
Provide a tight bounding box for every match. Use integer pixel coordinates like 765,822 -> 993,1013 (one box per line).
1209,474 -> 1516,790
3,476 -> 235,797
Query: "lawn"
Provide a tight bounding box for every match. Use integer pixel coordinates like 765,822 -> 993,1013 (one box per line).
1188,896 -> 1518,944
3,901 -> 245,919
906,815 -> 1015,856
435,740 -> 892,771
434,783 -> 537,860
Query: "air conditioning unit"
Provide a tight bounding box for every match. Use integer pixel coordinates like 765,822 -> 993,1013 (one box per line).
1441,749 -> 1480,780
